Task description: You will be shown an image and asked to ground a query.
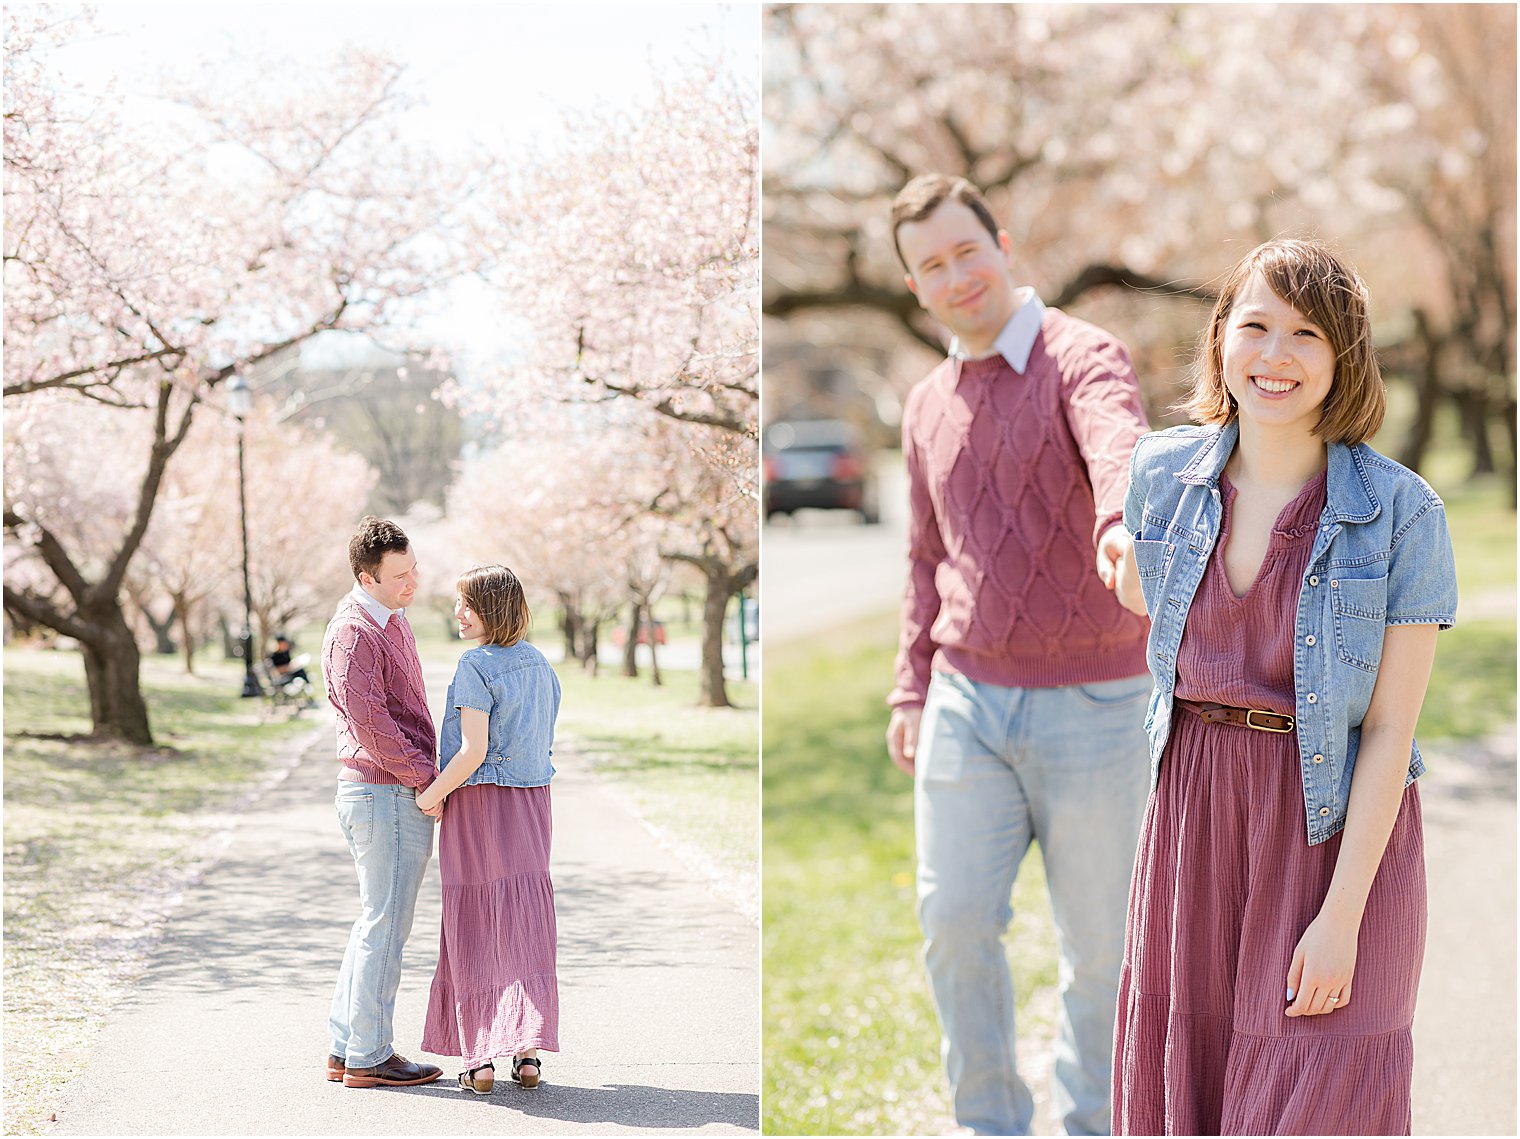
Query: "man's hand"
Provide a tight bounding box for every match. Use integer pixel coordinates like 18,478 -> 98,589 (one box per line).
886,706 -> 923,776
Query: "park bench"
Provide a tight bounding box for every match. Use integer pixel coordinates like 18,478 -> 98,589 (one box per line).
255,653 -> 317,718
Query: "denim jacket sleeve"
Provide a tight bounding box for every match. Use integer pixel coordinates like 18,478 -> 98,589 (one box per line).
1385,493 -> 1458,629
451,657 -> 494,713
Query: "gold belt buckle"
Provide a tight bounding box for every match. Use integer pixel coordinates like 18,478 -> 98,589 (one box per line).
1245,709 -> 1294,733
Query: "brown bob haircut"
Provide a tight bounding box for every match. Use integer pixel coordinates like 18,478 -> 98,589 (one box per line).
348,516 -> 411,583
890,173 -> 1001,272
457,564 -> 530,647
1187,238 -> 1386,445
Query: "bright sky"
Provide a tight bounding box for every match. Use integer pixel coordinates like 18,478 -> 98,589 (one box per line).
43,2 -> 759,368
57,2 -> 758,153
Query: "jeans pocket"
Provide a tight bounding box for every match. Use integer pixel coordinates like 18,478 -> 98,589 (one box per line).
1072,674 -> 1154,708
917,673 -> 982,784
336,785 -> 375,847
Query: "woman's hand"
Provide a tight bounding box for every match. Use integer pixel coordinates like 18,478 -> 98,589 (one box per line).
1285,909 -> 1359,1017
416,786 -> 445,818
1097,526 -> 1147,617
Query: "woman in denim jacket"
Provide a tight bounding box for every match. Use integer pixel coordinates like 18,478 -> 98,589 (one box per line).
417,565 -> 562,1094
1103,240 -> 1457,1135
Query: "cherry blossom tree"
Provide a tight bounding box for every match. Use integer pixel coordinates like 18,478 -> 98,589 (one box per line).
4,9 -> 484,742
444,430 -> 629,674
763,4 -> 1514,478
466,56 -> 759,490
229,405 -> 378,658
436,46 -> 760,704
125,417 -> 239,674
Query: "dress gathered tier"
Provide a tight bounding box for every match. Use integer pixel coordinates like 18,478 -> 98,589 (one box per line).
421,783 -> 559,1066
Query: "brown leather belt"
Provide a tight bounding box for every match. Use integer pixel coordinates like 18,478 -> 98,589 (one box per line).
1175,699 -> 1295,734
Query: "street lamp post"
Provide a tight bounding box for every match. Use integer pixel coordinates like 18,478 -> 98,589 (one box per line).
227,376 -> 263,698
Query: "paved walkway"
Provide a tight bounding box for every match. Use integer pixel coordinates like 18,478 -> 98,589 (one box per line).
1410,728 -> 1516,1136
55,700 -> 758,1134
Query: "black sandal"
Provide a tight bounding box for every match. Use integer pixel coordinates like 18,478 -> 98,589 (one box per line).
458,1062 -> 494,1094
511,1055 -> 541,1089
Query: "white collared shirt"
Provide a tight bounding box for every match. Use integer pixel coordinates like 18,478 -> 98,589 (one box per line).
349,582 -> 404,629
947,287 -> 1046,373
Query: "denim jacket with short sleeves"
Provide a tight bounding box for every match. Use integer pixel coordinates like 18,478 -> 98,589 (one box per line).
438,640 -> 561,788
1125,421 -> 1458,845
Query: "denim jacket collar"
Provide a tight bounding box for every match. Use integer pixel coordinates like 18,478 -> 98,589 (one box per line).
1175,419 -> 1381,526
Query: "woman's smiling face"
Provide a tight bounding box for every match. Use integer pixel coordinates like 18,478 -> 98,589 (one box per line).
1221,269 -> 1336,436
454,593 -> 485,641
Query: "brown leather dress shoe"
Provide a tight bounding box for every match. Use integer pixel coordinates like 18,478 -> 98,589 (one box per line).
342,1052 -> 442,1088
326,1054 -> 346,1082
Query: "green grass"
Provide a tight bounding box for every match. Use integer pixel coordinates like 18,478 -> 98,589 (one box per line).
1421,472 -> 1517,743
3,646 -> 319,1137
556,667 -> 759,911
762,620 -> 1058,1136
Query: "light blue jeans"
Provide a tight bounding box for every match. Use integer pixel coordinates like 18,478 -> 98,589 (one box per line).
328,781 -> 434,1068
915,671 -> 1151,1136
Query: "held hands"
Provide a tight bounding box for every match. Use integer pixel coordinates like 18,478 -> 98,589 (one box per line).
416,786 -> 445,820
886,706 -> 922,776
1284,910 -> 1358,1017
1096,524 -> 1147,617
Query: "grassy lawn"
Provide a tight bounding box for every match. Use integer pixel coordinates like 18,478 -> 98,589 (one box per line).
1421,473 -> 1517,743
3,646 -> 319,1136
555,666 -> 759,915
762,468 -> 1513,1135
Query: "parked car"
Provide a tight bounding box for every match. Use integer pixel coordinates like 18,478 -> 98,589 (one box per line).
763,418 -> 880,524
611,619 -> 667,647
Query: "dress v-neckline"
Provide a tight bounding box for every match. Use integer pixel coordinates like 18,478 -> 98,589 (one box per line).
1216,468 -> 1327,603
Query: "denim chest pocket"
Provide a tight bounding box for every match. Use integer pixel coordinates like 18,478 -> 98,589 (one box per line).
1130,538 -> 1174,579
1331,574 -> 1388,673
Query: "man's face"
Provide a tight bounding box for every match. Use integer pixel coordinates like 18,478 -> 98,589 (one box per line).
898,200 -> 1019,353
361,547 -> 419,610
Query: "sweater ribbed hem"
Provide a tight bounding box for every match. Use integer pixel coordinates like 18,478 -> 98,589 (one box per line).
936,640 -> 1149,690
338,764 -> 416,787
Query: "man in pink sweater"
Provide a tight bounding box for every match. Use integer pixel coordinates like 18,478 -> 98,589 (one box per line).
322,516 -> 443,1089
886,174 -> 1151,1136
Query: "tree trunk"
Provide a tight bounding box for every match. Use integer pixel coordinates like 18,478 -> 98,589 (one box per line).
699,573 -> 732,708
621,601 -> 640,678
645,601 -> 663,688
1503,396 -> 1518,509
1453,388 -> 1497,476
79,607 -> 153,744
558,593 -> 579,663
1397,310 -> 1444,474
141,603 -> 177,656
173,595 -> 197,674
578,618 -> 600,676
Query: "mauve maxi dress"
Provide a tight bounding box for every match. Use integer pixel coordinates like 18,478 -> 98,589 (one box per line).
421,782 -> 559,1068
1113,468 -> 1425,1136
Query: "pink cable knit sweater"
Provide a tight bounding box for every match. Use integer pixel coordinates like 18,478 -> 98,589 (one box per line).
889,307 -> 1151,709
322,593 -> 437,788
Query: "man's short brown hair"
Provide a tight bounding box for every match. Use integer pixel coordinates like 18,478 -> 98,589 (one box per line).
890,173 -> 1001,271
348,516 -> 411,582
1186,238 -> 1386,445
457,564 -> 530,647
